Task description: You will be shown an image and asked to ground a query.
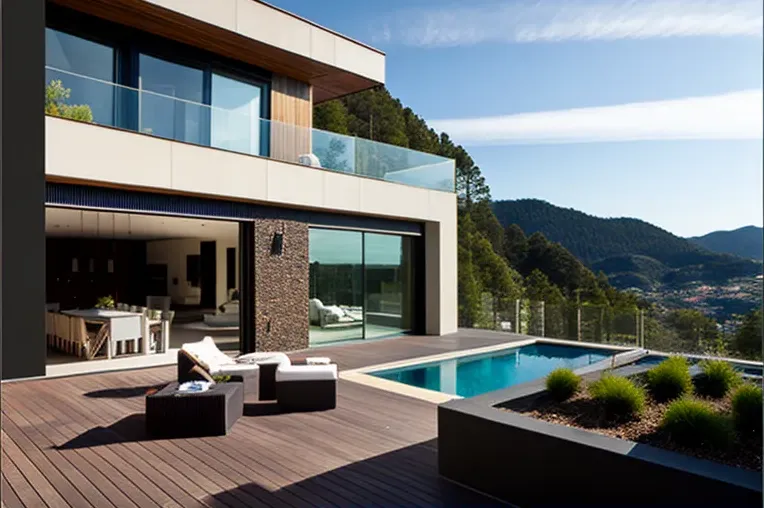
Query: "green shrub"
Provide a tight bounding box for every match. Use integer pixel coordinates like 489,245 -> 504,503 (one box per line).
661,398 -> 734,449
646,356 -> 693,402
731,383 -> 763,436
45,79 -> 94,123
694,360 -> 742,398
546,368 -> 581,401
589,374 -> 646,419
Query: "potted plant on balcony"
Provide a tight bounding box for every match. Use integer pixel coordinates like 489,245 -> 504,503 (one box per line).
45,79 -> 94,123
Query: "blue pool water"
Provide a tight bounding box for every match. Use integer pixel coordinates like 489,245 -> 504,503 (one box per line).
371,343 -> 620,398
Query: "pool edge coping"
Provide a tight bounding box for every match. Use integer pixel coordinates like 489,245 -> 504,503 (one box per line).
339,337 -> 639,404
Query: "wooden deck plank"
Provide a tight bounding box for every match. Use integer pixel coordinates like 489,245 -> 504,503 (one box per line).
36,385 -> 242,508
1,430 -> 72,508
201,420 -> 424,507
243,420 -> 450,507
4,383 -> 183,508
0,414 -> 96,508
1,449 -> 49,508
1,472 -> 26,508
14,388 -> 178,508
189,411 -> 396,508
53,374 -> 294,508
1,398 -> 135,508
52,373 -> 303,508
5,379 -> 239,508
1,388 -> 149,508
1,331 -> 517,507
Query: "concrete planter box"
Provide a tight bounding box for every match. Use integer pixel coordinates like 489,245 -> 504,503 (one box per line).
438,379 -> 762,507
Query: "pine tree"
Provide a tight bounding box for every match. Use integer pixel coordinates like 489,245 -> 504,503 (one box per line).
313,100 -> 350,134
735,307 -> 762,359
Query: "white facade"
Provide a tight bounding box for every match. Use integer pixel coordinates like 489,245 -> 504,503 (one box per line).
44,0 -> 458,337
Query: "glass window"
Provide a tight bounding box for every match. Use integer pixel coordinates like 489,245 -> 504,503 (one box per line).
45,28 -> 115,125
138,54 -> 205,144
211,73 -> 262,156
308,229 -> 364,345
308,228 -> 417,346
364,233 -> 414,339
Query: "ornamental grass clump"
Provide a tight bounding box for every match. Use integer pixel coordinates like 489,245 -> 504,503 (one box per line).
546,368 -> 581,402
661,398 -> 734,450
694,360 -> 742,399
589,374 -> 645,420
646,356 -> 693,402
731,383 -> 763,437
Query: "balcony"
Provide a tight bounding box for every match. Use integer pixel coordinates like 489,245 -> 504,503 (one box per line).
45,67 -> 455,193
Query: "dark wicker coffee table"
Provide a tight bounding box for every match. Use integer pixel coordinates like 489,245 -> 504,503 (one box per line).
146,382 -> 243,438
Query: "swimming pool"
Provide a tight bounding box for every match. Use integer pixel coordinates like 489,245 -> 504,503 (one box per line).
370,343 -> 621,398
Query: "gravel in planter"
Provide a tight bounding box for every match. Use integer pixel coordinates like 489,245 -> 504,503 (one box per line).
503,377 -> 762,471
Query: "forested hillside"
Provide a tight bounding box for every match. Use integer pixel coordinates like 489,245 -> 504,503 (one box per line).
492,199 -> 762,289
689,226 -> 763,261
314,86 -> 762,360
314,88 -> 634,309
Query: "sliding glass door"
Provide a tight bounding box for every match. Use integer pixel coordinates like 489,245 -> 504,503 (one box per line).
308,229 -> 364,345
364,233 -> 415,340
308,228 -> 416,346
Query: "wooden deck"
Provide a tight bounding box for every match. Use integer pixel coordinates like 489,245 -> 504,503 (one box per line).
1,330 -> 524,507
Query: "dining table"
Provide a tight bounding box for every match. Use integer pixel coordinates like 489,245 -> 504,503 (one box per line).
61,309 -> 144,359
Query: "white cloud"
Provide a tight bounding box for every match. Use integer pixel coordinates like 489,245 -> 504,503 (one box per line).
427,90 -> 763,145
372,0 -> 763,47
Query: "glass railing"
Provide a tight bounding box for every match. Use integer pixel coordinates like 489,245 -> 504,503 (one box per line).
45,66 -> 456,193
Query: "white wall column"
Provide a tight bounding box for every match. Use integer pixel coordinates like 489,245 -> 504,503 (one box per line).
424,198 -> 457,335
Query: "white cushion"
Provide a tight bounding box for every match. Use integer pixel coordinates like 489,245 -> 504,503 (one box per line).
306,357 -> 331,365
182,336 -> 236,370
321,305 -> 346,326
236,351 -> 290,367
309,298 -> 323,323
276,364 -> 338,382
211,363 -> 260,375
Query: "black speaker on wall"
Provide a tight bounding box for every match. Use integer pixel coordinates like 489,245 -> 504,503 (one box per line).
271,232 -> 284,256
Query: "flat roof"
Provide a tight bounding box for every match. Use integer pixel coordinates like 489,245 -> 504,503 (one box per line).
50,0 -> 386,103
256,0 -> 385,57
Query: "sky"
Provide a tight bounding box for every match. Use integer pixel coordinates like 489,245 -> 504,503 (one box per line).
271,0 -> 763,237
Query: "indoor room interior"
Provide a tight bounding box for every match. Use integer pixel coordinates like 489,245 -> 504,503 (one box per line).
45,207 -> 242,366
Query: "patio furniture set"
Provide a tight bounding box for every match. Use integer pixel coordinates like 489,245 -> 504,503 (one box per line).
145,336 -> 338,438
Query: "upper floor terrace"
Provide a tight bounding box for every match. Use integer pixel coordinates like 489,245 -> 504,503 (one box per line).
44,1 -> 456,194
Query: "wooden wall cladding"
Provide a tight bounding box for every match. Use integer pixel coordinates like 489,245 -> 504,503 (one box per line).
270,75 -> 313,162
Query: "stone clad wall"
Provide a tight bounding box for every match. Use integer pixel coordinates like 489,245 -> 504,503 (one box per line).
254,218 -> 309,352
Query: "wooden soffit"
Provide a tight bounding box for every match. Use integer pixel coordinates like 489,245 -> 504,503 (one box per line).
49,0 -> 384,103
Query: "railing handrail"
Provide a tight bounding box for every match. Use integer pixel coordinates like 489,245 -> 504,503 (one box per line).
45,65 -> 455,166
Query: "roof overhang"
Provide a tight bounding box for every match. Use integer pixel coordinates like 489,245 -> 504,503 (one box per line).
49,0 -> 386,103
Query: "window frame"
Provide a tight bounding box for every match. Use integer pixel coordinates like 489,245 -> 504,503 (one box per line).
46,4 -> 272,136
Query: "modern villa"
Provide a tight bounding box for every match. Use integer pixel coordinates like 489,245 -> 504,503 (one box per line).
1,3 -> 761,506
1,0 -> 457,381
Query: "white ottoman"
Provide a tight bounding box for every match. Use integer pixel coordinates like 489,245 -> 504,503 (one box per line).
275,364 -> 338,411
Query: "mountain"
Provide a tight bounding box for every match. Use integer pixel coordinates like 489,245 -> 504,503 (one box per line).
688,226 -> 763,261
492,199 -> 762,290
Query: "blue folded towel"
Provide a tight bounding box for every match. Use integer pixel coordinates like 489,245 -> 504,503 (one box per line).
178,381 -> 212,393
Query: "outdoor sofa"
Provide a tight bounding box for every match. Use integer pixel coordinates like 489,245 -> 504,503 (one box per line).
178,336 -> 338,410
